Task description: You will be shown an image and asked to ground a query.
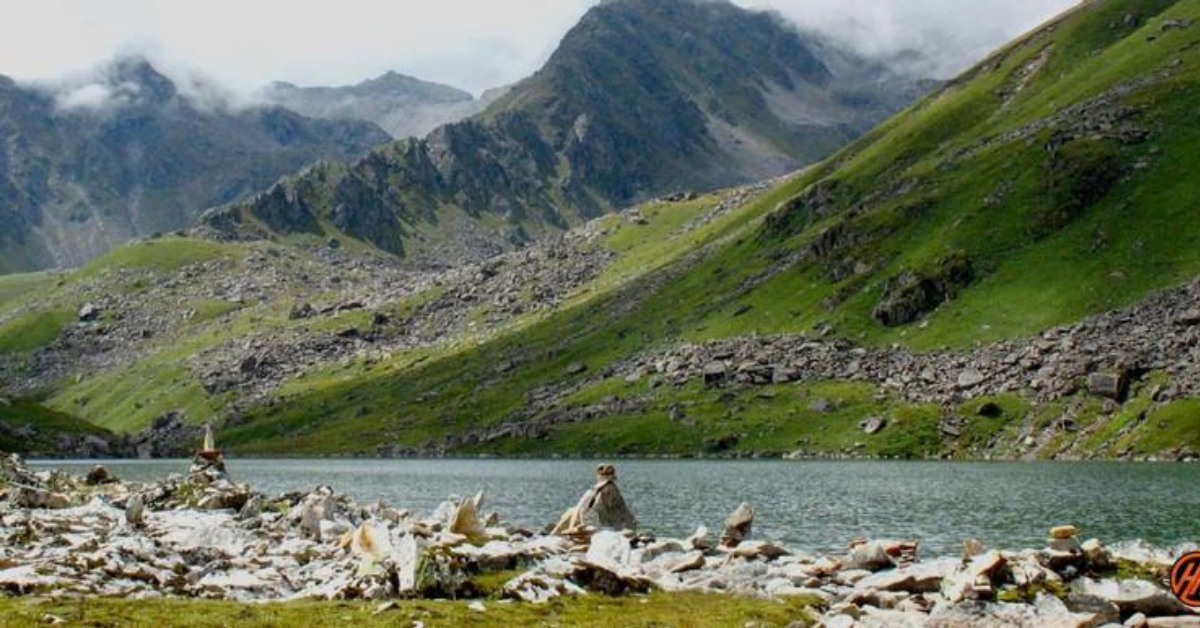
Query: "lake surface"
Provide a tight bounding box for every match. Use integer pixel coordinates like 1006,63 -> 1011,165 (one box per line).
30,459 -> 1200,557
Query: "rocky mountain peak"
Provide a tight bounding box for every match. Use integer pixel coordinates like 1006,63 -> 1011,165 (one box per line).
204,0 -> 927,267
110,56 -> 177,98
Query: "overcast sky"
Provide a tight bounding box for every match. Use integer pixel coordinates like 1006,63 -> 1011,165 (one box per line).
0,0 -> 1078,96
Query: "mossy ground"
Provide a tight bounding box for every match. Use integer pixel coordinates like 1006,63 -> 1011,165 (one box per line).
0,593 -> 819,627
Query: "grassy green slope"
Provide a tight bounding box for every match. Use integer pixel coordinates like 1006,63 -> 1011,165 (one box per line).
6,0 -> 1199,460
0,397 -> 114,455
217,0 -> 1200,458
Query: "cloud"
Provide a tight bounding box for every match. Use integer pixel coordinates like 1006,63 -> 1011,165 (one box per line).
735,0 -> 1080,78
37,43 -> 245,114
0,0 -> 1079,97
0,0 -> 595,97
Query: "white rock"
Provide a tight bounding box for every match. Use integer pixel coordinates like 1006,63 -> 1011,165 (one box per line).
586,530 -> 631,570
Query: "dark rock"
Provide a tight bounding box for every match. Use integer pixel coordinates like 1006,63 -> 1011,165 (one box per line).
977,402 -> 1003,418
1175,309 -> 1200,326
1064,592 -> 1121,625
289,303 -> 316,320
703,362 -> 728,388
78,303 -> 102,322
702,434 -> 740,453
940,418 -> 965,438
873,254 -> 974,327
1088,372 -> 1128,400
85,465 -> 117,486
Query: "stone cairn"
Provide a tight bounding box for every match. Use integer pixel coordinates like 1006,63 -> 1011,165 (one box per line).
189,423 -> 228,486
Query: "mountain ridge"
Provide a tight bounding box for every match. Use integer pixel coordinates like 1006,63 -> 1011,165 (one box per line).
0,56 -> 391,273
199,0 -> 928,269
256,70 -> 503,139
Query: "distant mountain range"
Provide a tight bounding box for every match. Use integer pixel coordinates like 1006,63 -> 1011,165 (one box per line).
0,57 -> 390,273
256,71 -> 510,139
201,0 -> 931,267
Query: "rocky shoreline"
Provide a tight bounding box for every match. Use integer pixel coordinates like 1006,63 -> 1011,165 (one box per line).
2,453 -> 1197,627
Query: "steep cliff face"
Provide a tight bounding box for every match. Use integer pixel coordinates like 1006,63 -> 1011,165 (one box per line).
0,57 -> 390,273
202,0 -> 928,266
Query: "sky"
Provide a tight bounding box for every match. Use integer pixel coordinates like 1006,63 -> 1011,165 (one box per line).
0,0 -> 1079,97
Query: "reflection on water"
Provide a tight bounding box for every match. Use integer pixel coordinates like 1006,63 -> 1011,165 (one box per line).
30,458 -> 1200,556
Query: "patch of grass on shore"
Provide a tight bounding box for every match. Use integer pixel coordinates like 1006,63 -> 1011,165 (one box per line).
0,398 -> 111,454
0,593 -> 819,627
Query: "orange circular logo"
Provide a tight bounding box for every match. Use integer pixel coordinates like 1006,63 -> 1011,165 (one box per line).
1171,552 -> 1200,608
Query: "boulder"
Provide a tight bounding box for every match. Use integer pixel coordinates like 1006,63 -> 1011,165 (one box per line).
17,488 -> 71,510
957,368 -> 987,390
1079,578 -> 1193,618
687,525 -> 712,550
963,538 -> 986,560
85,465 -> 116,486
125,494 -> 146,525
586,530 -> 632,570
641,540 -> 686,562
449,492 -> 487,542
503,571 -> 585,604
1088,372 -> 1128,400
721,503 -> 755,548
845,541 -> 895,572
1065,592 -> 1122,625
703,362 -> 728,387
860,416 -> 887,435
238,494 -> 262,520
1051,525 -> 1079,540
349,523 -> 392,560
570,561 -> 653,595
78,303 -> 102,322
1082,538 -> 1112,570
670,552 -> 706,574
729,541 -> 788,561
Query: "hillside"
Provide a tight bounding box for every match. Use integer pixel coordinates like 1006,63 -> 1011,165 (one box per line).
0,56 -> 390,273
199,0 -> 926,268
3,0 -> 1199,462
257,71 -> 508,139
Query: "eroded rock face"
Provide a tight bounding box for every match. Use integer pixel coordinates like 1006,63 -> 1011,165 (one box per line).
872,254 -> 974,328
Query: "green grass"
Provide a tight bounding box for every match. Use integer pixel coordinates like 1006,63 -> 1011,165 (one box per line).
0,593 -> 820,627
467,380 -> 943,460
1127,400 -> 1200,455
77,236 -> 241,278
186,298 -> 245,326
0,272 -> 57,311
0,398 -> 111,454
0,308 -> 75,355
